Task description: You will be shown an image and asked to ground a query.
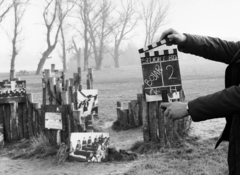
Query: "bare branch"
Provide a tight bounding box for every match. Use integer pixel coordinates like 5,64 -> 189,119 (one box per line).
0,0 -> 13,23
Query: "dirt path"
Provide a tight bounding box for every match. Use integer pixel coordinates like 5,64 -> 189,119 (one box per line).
0,118 -> 226,175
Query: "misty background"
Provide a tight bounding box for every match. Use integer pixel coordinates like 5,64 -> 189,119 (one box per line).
0,0 -> 240,73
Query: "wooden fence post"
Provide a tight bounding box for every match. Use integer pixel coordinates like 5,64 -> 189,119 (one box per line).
87,68 -> 93,89
142,86 -> 150,141
128,102 -> 134,126
27,93 -> 33,138
116,101 -> 122,122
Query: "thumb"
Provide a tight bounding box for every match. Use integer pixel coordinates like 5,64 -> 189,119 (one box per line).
161,102 -> 170,109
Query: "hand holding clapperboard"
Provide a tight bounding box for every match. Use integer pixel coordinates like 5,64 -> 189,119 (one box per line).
138,38 -> 182,102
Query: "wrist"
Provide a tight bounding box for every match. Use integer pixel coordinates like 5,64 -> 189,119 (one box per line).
179,34 -> 187,46
185,102 -> 189,116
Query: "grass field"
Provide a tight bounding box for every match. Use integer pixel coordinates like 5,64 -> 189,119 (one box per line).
0,58 -> 230,175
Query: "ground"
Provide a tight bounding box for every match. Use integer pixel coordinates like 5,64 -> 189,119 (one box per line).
0,59 -> 230,175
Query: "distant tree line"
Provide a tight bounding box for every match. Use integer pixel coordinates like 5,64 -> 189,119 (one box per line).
0,0 -> 170,75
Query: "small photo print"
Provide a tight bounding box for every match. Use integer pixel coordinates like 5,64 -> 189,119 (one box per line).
69,132 -> 109,162
76,89 -> 98,118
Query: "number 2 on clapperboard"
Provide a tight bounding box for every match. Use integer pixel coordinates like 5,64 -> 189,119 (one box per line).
166,65 -> 177,80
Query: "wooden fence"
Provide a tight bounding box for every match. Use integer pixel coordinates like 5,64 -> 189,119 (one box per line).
0,65 -> 95,145
116,87 -> 191,144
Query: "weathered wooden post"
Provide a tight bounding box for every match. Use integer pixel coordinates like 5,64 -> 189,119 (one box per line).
87,68 -> 93,89
139,41 -> 191,146
116,101 -> 123,122
27,93 -> 33,138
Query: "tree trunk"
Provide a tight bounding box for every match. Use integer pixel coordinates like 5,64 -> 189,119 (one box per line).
36,56 -> 47,75
114,46 -> 120,68
96,57 -> 102,70
35,47 -> 54,75
60,26 -> 67,72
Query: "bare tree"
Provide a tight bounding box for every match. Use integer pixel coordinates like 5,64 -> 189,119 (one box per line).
67,36 -> 81,69
59,24 -> 67,72
35,0 -> 75,75
139,0 -> 169,47
74,0 -> 95,71
87,0 -> 114,70
10,0 -> 29,72
110,0 -> 139,68
0,0 -> 13,23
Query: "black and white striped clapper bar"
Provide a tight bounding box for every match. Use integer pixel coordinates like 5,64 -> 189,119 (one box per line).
138,39 -> 182,102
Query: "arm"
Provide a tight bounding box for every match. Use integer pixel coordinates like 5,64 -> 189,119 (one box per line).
161,86 -> 240,121
189,86 -> 240,121
179,34 -> 240,64
160,28 -> 240,64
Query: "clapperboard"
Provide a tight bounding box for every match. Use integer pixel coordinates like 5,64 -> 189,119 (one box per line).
139,39 -> 182,102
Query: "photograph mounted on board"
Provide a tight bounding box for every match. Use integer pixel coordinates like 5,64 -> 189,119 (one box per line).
76,89 -> 98,118
0,80 -> 26,98
69,132 -> 109,162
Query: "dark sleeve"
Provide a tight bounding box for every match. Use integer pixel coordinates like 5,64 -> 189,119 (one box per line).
188,86 -> 240,122
178,34 -> 240,64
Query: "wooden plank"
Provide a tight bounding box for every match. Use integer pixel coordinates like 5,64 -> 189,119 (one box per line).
65,79 -> 70,92
42,78 -> 47,105
148,102 -> 158,142
51,64 -> 55,74
69,78 -> 74,86
44,69 -> 51,105
37,108 -> 42,134
49,77 -> 57,105
55,80 -> 62,105
131,100 -> 139,126
61,91 -> 69,105
17,103 -> 24,140
61,71 -> 65,91
158,102 -> 165,146
27,93 -> 33,138
86,115 -> 94,132
68,86 -> 74,104
22,103 -> 29,139
77,67 -> 82,91
0,104 -> 3,124
33,103 -> 40,136
116,101 -> 122,122
122,109 -> 129,126
137,94 -> 143,125
128,102 -> 134,126
0,96 -> 26,104
87,68 -> 93,89
4,104 -> 11,142
142,94 -> 150,141
72,110 -> 83,131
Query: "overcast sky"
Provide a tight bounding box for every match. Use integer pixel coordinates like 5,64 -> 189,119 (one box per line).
0,0 -> 240,73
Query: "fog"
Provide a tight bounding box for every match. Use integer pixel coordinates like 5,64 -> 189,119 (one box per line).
0,0 -> 239,73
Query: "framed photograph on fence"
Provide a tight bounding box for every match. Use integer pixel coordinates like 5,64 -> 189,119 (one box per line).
76,89 -> 98,117
69,132 -> 109,162
0,80 -> 26,98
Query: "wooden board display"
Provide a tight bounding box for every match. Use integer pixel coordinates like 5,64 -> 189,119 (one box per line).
45,112 -> 63,130
139,40 -> 182,102
43,105 -> 66,131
